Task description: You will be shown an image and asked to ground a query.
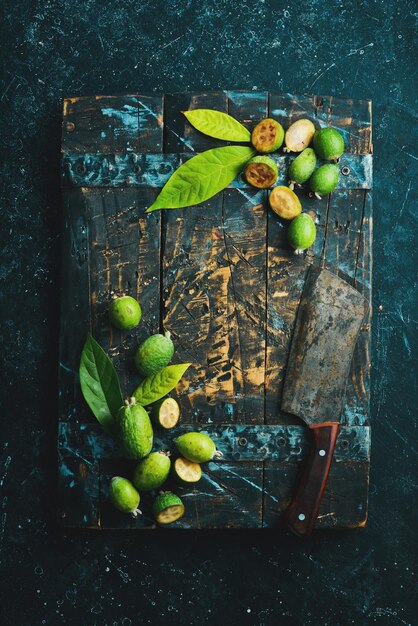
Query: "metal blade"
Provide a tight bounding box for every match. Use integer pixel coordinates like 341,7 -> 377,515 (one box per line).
281,267 -> 369,425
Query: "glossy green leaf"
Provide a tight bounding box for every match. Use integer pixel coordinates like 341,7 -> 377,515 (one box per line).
79,334 -> 123,431
146,146 -> 256,212
183,109 -> 251,142
133,363 -> 191,406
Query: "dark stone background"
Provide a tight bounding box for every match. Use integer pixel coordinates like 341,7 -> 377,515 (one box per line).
0,1 -> 416,624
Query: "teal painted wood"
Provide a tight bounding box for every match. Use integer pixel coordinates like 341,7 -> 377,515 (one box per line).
59,91 -> 372,529
63,152 -> 372,190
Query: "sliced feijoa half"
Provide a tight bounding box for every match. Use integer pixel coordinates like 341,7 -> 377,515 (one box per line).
153,492 -> 185,525
173,457 -> 202,483
251,118 -> 284,153
133,451 -> 171,492
312,127 -> 344,161
309,163 -> 339,198
284,119 -> 316,153
269,186 -> 302,220
109,476 -> 141,517
244,155 -> 278,189
288,148 -> 317,188
150,397 -> 180,429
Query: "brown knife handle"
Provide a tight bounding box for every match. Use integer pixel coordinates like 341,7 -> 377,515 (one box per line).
284,422 -> 340,537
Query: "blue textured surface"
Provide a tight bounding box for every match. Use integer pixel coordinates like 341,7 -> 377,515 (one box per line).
0,0 -> 416,624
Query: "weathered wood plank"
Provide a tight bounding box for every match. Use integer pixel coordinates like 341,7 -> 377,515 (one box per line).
62,94 -> 163,153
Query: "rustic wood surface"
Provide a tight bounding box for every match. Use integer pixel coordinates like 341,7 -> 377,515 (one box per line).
59,91 -> 372,529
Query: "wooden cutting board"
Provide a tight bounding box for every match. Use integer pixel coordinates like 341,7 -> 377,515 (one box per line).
58,91 -> 372,529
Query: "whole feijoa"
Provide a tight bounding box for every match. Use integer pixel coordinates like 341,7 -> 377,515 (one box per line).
251,118 -> 284,153
284,119 -> 316,153
134,331 -> 174,377
269,186 -> 302,220
288,213 -> 317,252
175,432 -> 218,463
244,155 -> 278,189
288,148 -> 317,188
109,296 -> 142,330
313,127 -> 344,161
133,451 -> 171,492
109,476 -> 141,517
117,397 -> 153,460
309,163 -> 339,198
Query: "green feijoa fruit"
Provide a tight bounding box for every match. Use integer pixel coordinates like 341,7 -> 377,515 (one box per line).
284,119 -> 316,153
309,163 -> 339,198
269,186 -> 302,220
133,451 -> 171,492
109,476 -> 141,517
117,397 -> 153,460
109,296 -> 142,330
174,432 -> 220,463
244,156 -> 278,189
288,148 -> 317,188
288,214 -> 317,253
251,118 -> 284,153
135,331 -> 175,377
153,492 -> 185,525
173,457 -> 202,484
312,127 -> 344,161
150,397 -> 180,429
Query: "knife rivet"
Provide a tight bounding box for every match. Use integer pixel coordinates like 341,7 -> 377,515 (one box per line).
298,513 -> 306,521
319,449 -> 326,456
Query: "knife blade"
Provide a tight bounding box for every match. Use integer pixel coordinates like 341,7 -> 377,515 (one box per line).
281,266 -> 369,536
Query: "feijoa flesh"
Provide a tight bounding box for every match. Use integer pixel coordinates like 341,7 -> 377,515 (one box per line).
133,451 -> 171,492
269,186 -> 302,220
288,148 -> 317,188
150,397 -> 180,429
173,457 -> 202,484
284,119 -> 315,153
109,476 -> 141,517
245,155 -> 278,189
312,127 -> 344,161
309,163 -> 339,198
251,118 -> 284,153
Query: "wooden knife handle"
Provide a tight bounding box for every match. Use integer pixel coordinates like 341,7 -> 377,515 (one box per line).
284,422 -> 340,537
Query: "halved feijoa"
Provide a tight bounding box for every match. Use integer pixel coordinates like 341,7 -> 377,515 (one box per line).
173,457 -> 202,483
288,148 -> 317,188
133,451 -> 171,492
309,163 -> 339,198
251,118 -> 284,153
153,492 -> 185,525
284,119 -> 316,153
245,155 -> 278,189
109,476 -> 141,517
312,127 -> 344,161
150,397 -> 180,429
269,186 -> 302,220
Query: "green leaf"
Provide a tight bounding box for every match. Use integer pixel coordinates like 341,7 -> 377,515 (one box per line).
79,334 -> 123,432
133,363 -> 191,406
146,146 -> 256,212
183,109 -> 251,142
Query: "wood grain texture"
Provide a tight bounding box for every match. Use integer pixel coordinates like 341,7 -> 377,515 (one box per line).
59,91 -> 372,529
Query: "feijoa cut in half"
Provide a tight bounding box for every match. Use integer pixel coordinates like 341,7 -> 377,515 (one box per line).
269,186 -> 302,220
284,119 -> 316,153
251,118 -> 284,153
173,457 -> 202,483
245,155 -> 278,189
309,163 -> 339,198
109,477 -> 141,517
312,127 -> 344,161
153,492 -> 185,525
288,148 -> 317,188
150,397 -> 180,429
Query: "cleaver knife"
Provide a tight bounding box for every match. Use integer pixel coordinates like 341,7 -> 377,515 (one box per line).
281,267 -> 369,536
